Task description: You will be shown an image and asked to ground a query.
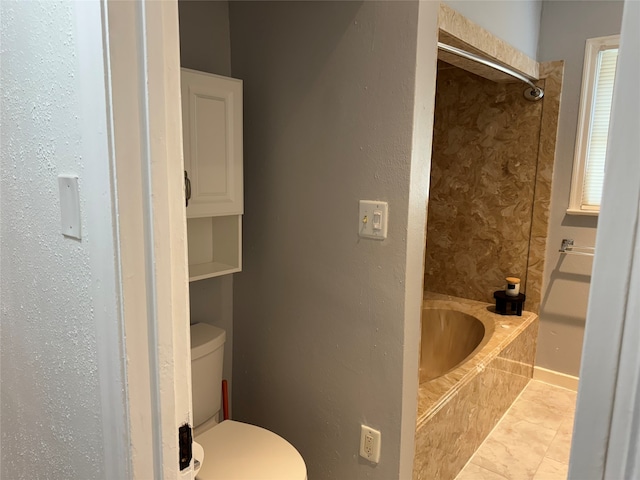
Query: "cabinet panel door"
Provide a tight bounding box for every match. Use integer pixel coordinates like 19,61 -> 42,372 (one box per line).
181,69 -> 243,217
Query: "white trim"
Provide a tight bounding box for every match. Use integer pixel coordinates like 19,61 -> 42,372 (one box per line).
101,3 -> 155,477
533,367 -> 579,392
102,0 -> 192,478
565,208 -> 599,217
569,1 -> 640,477
139,2 -> 193,478
568,34 -> 620,216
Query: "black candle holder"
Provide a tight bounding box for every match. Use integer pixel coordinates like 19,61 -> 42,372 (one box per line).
493,291 -> 526,316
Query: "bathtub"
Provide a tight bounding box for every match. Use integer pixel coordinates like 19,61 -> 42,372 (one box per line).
413,293 -> 539,480
420,308 -> 493,383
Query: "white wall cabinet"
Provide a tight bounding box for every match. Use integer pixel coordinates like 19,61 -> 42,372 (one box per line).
182,68 -> 243,217
181,68 -> 243,281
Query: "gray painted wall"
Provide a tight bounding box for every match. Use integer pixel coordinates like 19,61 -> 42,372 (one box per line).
537,0 -> 624,376
178,0 -> 235,406
0,2 -> 126,478
228,1 -> 434,478
445,0 -> 543,59
179,0 -> 231,76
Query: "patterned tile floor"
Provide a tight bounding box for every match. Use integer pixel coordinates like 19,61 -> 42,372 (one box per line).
456,380 -> 577,480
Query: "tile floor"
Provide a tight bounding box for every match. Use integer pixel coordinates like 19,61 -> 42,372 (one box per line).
456,380 -> 577,480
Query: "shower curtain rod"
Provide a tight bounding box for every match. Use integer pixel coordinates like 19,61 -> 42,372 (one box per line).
437,42 -> 544,101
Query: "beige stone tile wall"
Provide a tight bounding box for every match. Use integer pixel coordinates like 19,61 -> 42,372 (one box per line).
425,66 -> 542,304
425,62 -> 563,313
525,61 -> 564,313
428,4 -> 564,314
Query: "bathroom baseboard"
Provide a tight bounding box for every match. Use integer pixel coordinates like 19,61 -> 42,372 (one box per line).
533,366 -> 579,391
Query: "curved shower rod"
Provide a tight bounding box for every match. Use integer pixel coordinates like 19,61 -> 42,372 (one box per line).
437,42 -> 544,101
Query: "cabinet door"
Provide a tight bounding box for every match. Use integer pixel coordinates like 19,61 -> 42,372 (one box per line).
181,69 -> 243,217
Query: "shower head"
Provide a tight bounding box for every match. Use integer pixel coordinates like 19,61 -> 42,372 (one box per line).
523,86 -> 545,102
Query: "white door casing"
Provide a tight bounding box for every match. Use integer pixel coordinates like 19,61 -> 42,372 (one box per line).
101,0 -> 193,478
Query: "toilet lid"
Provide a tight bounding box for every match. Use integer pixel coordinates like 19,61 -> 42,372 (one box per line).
195,420 -> 307,480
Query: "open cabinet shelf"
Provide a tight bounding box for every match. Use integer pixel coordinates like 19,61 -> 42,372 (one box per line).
187,215 -> 242,281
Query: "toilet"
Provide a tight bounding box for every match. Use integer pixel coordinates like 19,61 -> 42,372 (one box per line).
190,323 -> 307,480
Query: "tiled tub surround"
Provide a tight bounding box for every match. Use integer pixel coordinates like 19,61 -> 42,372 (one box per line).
525,61 -> 564,313
413,293 -> 539,480
425,60 -> 563,314
425,64 -> 542,306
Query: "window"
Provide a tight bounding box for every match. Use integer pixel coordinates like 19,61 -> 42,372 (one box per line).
568,35 -> 620,215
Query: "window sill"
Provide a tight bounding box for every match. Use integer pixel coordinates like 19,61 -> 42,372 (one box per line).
567,208 -> 599,216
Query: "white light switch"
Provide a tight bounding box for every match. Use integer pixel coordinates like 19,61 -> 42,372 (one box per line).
58,175 -> 81,240
359,200 -> 388,240
373,211 -> 382,230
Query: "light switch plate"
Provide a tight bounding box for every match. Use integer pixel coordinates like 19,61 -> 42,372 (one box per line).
58,175 -> 81,240
359,200 -> 388,240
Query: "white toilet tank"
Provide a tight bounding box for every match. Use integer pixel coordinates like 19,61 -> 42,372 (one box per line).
190,323 -> 226,429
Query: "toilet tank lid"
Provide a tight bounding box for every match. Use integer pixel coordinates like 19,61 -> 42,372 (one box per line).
191,323 -> 226,360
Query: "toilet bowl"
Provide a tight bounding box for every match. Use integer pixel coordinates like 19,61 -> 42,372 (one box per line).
191,323 -> 306,480
194,420 -> 306,480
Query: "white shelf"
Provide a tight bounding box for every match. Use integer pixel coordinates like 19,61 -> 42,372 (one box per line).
189,261 -> 241,281
187,215 -> 241,282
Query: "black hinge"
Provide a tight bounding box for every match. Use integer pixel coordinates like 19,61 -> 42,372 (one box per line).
179,423 -> 193,471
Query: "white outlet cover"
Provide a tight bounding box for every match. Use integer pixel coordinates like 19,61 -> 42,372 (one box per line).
359,200 -> 388,240
359,425 -> 381,463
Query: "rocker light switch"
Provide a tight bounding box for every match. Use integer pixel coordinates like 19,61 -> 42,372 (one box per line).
58,175 -> 81,240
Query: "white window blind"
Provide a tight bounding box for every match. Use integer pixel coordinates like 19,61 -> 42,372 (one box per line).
582,48 -> 618,206
569,35 -> 620,216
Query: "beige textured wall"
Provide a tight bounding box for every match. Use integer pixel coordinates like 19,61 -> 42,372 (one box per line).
425,65 -> 543,305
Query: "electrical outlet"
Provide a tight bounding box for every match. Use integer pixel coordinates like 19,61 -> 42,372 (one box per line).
359,425 -> 381,463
